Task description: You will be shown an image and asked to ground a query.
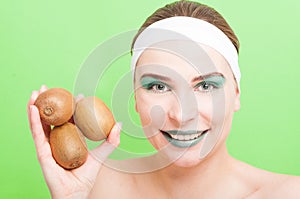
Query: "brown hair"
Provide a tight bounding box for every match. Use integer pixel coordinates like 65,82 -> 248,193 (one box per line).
131,0 -> 239,54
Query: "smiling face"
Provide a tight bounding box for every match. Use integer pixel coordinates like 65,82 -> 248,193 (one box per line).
134,41 -> 240,167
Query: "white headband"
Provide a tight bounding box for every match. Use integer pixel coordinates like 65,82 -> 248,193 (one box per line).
131,16 -> 241,91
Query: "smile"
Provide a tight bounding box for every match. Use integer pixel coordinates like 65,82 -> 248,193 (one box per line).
161,130 -> 209,148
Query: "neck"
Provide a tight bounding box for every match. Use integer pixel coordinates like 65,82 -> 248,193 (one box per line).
154,144 -> 235,193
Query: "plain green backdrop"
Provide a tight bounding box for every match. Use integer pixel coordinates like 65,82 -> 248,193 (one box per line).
1,0 -> 300,198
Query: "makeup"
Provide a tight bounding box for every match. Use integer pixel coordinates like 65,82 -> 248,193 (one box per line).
194,75 -> 225,91
140,76 -> 171,92
161,130 -> 208,148
131,16 -> 241,91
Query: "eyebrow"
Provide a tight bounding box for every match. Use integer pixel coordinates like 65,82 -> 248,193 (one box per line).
191,72 -> 225,83
140,73 -> 172,82
140,72 -> 224,83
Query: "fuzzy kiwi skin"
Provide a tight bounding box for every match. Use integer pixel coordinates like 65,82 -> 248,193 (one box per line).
50,122 -> 88,170
74,96 -> 115,141
34,88 -> 75,126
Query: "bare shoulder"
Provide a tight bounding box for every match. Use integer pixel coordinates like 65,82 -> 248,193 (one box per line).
263,175 -> 300,198
247,171 -> 300,198
89,163 -> 137,199
232,159 -> 300,198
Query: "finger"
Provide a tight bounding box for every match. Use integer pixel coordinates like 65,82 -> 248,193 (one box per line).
107,122 -> 122,147
75,94 -> 84,103
28,105 -> 68,187
28,90 -> 39,107
27,90 -> 39,126
39,85 -> 48,93
27,89 -> 51,137
72,123 -> 122,182
29,105 -> 57,168
42,121 -> 51,138
90,122 -> 121,163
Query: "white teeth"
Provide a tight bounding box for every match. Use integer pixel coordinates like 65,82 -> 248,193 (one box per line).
178,135 -> 184,140
169,133 -> 202,141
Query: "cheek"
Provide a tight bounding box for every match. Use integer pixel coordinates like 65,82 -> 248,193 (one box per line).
197,91 -> 235,158
195,94 -> 214,124
211,88 -> 236,135
136,92 -> 171,130
210,84 -> 236,120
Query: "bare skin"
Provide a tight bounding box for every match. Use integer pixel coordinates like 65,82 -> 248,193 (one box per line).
90,46 -> 300,199
90,150 -> 298,199
27,85 -> 121,199
28,45 -> 300,198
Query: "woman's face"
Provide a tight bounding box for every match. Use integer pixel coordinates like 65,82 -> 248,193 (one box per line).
134,42 -> 240,167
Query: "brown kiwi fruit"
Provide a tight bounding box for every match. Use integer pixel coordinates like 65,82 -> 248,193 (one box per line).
74,96 -> 115,141
50,122 -> 88,169
34,88 -> 75,126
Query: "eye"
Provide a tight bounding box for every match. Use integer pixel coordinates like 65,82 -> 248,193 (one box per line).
140,77 -> 171,94
195,81 -> 215,92
150,83 -> 170,93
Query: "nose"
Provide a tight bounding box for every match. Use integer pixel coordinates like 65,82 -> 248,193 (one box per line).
168,90 -> 198,126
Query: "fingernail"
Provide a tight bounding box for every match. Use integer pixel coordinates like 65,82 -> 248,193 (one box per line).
40,85 -> 47,92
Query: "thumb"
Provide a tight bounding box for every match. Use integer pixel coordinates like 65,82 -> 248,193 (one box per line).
71,122 -> 122,184
89,122 -> 122,163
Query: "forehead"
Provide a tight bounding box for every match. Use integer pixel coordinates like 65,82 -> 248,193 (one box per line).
135,41 -> 232,78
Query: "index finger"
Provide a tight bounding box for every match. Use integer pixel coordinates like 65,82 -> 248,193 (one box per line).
27,85 -> 48,117
27,86 -> 51,137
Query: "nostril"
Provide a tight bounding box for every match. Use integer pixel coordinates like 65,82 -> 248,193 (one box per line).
168,91 -> 199,125
169,107 -> 198,125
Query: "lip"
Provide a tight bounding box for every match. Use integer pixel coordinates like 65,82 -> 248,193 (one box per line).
161,129 -> 209,148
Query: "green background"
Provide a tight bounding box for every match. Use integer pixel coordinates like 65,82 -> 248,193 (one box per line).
1,0 -> 300,198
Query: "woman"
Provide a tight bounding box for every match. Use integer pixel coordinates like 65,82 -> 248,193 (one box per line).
27,1 -> 300,198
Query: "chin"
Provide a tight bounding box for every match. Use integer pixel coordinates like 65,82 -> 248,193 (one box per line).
159,144 -> 204,168
148,132 -> 209,168
171,156 -> 202,168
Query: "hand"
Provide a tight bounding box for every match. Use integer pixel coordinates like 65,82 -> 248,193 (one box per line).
27,85 -> 121,199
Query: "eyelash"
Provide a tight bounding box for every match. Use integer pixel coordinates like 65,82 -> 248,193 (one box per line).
145,82 -> 171,93
194,81 -> 219,92
144,81 -> 221,94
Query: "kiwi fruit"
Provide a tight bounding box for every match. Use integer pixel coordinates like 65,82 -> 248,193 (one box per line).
34,88 -> 75,126
50,122 -> 88,169
74,96 -> 115,141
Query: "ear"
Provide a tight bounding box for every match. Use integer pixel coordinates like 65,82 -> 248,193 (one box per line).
135,102 -> 139,113
234,88 -> 240,112
134,93 -> 139,113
